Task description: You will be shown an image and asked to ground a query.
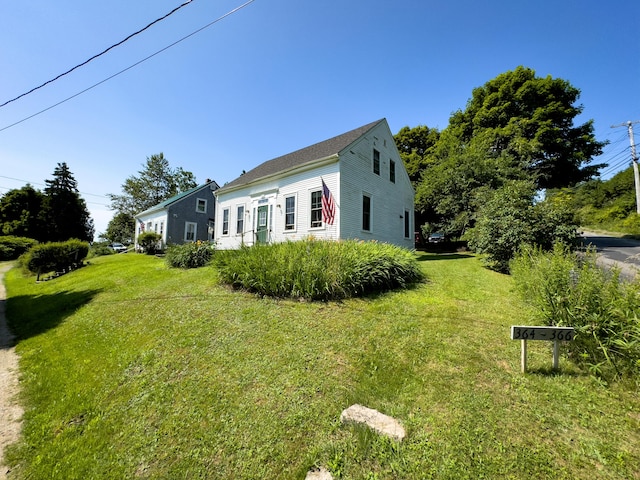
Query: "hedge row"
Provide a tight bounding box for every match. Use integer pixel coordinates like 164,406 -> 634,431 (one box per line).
20,239 -> 89,276
0,236 -> 38,260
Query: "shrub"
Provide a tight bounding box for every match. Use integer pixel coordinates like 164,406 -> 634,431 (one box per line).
137,232 -> 162,254
0,236 -> 38,260
213,239 -> 424,301
166,241 -> 213,268
19,239 -> 89,277
511,243 -> 640,381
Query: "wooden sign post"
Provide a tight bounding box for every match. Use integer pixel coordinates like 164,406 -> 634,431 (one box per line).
510,326 -> 575,373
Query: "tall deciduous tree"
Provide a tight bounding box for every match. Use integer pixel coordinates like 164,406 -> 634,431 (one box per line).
108,153 -> 197,217
43,163 -> 94,241
447,66 -> 606,189
104,212 -> 135,244
0,185 -> 47,240
412,66 -> 607,238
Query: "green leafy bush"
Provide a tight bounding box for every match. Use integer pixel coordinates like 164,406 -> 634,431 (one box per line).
0,236 -> 38,260
213,239 -> 424,301
511,243 -> 640,381
19,239 -> 89,276
166,241 -> 213,268
466,180 -> 579,272
137,232 -> 162,254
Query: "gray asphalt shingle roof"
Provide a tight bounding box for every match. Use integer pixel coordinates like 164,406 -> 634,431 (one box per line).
218,119 -> 384,192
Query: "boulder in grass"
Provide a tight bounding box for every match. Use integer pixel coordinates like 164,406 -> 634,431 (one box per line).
305,466 -> 333,480
340,404 -> 406,441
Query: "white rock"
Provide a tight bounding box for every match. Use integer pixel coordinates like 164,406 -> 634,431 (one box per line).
305,466 -> 333,480
340,404 -> 405,441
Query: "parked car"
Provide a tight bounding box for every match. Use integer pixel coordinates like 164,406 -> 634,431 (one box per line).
107,242 -> 128,253
428,232 -> 445,244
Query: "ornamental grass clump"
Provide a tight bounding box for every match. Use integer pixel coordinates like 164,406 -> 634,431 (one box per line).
166,241 -> 213,268
511,242 -> 640,381
213,239 -> 424,300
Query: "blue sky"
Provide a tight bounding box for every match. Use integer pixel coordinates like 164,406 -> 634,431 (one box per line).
1,0 -> 638,237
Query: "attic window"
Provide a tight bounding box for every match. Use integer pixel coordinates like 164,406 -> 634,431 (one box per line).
373,149 -> 380,175
196,198 -> 207,213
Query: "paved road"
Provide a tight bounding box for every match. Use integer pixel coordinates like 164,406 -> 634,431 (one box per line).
580,231 -> 640,279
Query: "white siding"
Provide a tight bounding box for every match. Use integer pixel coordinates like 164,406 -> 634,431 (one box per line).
215,162 -> 340,250
215,120 -> 414,250
339,122 -> 414,249
135,211 -> 169,247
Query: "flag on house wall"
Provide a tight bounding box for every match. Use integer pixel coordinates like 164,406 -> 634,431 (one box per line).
322,179 -> 335,225
139,220 -> 145,232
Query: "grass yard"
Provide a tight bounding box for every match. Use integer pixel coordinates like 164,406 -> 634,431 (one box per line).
4,253 -> 640,479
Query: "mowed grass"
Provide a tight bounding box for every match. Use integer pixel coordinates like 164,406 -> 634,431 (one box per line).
4,253 -> 640,479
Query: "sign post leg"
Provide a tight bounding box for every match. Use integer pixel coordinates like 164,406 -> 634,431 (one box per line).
552,340 -> 559,370
521,339 -> 527,373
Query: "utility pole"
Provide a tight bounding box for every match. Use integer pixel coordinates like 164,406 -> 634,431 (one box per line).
611,121 -> 640,214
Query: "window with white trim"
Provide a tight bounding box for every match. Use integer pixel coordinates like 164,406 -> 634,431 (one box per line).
236,205 -> 244,235
310,190 -> 322,228
185,222 -> 197,241
196,198 -> 207,213
285,195 -> 296,230
222,208 -> 229,235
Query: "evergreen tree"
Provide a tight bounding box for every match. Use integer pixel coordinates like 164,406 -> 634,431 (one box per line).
43,163 -> 94,241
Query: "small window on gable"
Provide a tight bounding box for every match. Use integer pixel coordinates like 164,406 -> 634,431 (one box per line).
222,208 -> 229,235
373,149 -> 380,175
196,198 -> 207,213
390,160 -> 396,183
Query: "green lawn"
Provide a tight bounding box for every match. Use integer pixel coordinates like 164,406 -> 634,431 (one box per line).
4,253 -> 640,479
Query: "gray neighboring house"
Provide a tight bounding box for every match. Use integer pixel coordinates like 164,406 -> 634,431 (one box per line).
134,180 -> 220,250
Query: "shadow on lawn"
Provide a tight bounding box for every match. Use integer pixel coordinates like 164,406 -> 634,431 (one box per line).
415,253 -> 474,262
6,289 -> 101,342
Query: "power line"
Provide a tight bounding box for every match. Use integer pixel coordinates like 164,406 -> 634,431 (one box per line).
0,0 -> 195,109
0,0 -> 256,133
0,175 -> 109,199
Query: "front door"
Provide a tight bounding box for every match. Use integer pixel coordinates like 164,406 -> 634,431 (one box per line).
256,205 -> 268,244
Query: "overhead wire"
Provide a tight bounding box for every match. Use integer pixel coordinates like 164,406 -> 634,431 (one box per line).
0,0 -> 196,109
0,0 -> 256,133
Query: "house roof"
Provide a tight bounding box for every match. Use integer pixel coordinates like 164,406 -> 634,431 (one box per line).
136,180 -> 219,217
217,119 -> 385,192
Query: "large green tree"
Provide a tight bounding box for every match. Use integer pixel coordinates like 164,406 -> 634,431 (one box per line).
394,125 -> 440,185
0,185 -> 47,240
104,212 -> 135,244
44,163 -> 94,242
108,153 -> 197,217
447,66 -> 606,189
412,66 -> 607,238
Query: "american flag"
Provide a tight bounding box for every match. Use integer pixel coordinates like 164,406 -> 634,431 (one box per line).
139,220 -> 145,232
322,179 -> 335,225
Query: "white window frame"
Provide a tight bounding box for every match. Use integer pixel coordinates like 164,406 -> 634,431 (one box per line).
184,222 -> 197,242
222,208 -> 230,236
310,189 -> 323,229
196,198 -> 207,213
284,194 -> 296,232
236,205 -> 245,235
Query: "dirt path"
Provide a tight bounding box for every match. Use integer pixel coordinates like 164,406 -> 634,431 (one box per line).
0,263 -> 22,479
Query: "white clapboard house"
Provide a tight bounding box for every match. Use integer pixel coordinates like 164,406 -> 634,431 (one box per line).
214,119 -> 415,250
